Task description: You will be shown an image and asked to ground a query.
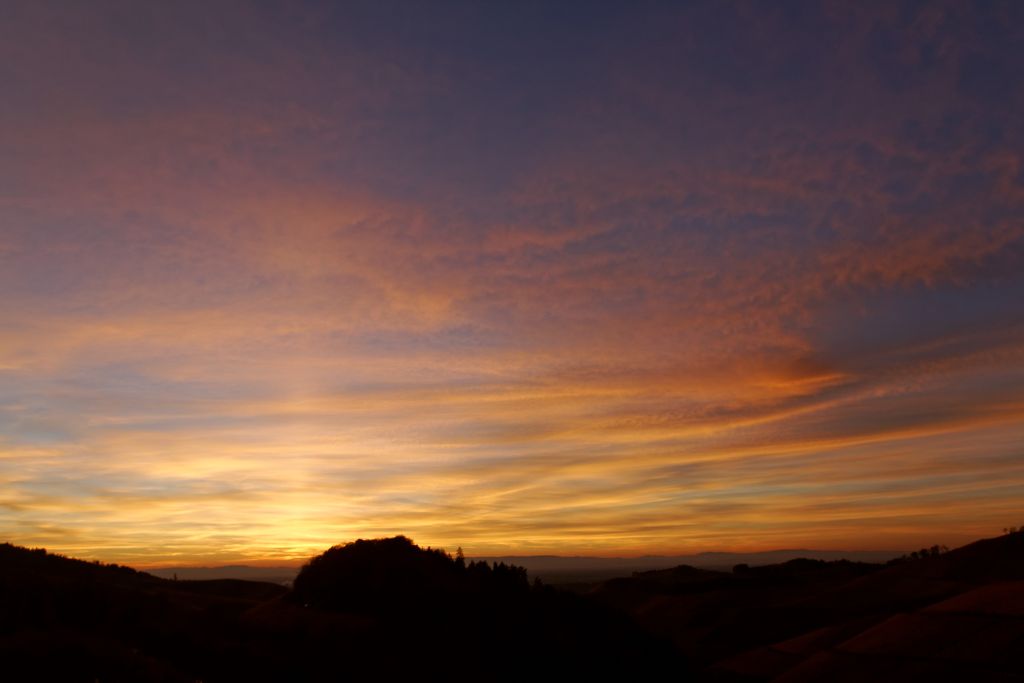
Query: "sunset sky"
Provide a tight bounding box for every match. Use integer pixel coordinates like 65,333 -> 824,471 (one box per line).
2,1 -> 1023,565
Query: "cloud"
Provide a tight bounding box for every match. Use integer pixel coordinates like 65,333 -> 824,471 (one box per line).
1,0 -> 1022,562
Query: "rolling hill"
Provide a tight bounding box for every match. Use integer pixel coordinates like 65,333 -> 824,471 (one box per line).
2,532 -> 1021,681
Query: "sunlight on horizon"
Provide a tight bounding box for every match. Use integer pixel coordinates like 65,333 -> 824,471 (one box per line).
2,1 -> 1023,565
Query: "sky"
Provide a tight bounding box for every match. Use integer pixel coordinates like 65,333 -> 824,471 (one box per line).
1,0 -> 1023,565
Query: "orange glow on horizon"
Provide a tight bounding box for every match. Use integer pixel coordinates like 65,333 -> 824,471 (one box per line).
2,1 -> 1023,566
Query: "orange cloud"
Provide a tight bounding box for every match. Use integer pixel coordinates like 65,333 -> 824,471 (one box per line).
2,0 -> 1023,564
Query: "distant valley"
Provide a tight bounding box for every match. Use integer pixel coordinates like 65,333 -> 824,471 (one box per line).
149,548 -> 906,585
4,533 -> 1022,681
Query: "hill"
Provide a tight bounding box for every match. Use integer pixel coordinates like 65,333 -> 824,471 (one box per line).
707,532 -> 1024,681
142,548 -> 905,587
0,538 -> 679,681
147,564 -> 298,585
472,549 -> 904,584
3,533 -> 1021,681
585,532 -> 1024,680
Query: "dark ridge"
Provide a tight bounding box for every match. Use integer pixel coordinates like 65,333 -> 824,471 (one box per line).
291,535 -> 529,613
587,532 -> 1024,680
287,535 -> 682,676
0,537 -> 682,681
3,533 -> 1022,682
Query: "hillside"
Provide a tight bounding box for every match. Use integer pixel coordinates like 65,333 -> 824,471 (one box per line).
2,533 -> 1021,681
0,538 -> 679,681
707,532 -> 1024,681
0,543 -> 289,682
586,532 -> 1024,680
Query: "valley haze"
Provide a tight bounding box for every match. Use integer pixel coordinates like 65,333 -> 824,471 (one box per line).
3,532 -> 1023,680
148,548 -> 907,584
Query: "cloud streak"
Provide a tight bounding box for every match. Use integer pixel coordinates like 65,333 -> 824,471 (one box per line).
1,0 -> 1022,563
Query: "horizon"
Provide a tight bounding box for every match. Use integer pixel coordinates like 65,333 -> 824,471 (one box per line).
18,535 -> 951,571
2,1 -> 1023,566
7,532 -> 918,572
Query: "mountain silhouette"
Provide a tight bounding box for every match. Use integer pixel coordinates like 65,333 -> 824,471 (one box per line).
0,537 -> 678,681
588,531 -> 1024,681
285,535 -> 678,676
2,533 -> 1022,681
710,531 -> 1024,681
290,535 -> 528,614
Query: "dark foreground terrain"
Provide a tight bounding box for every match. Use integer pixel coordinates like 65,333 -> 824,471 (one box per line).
2,533 -> 1022,681
0,536 -> 676,681
593,531 -> 1024,681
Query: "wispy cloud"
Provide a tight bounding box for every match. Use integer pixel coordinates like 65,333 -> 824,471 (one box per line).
1,0 -> 1022,563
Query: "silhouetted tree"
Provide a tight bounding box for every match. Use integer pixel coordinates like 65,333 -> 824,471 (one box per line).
289,536 -> 537,619
455,546 -> 465,569
890,544 -> 950,564
0,538 -> 685,680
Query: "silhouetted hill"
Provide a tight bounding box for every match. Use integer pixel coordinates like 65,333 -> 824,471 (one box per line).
148,564 -> 298,585
288,536 -> 680,676
291,535 -> 529,613
474,549 -> 904,583
3,534 -> 1020,681
0,538 -> 681,680
585,532 -> 1024,681
741,581 -> 1024,682
879,530 -> 1024,583
141,548 -> 905,587
0,543 -> 294,681
710,531 -> 1024,681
